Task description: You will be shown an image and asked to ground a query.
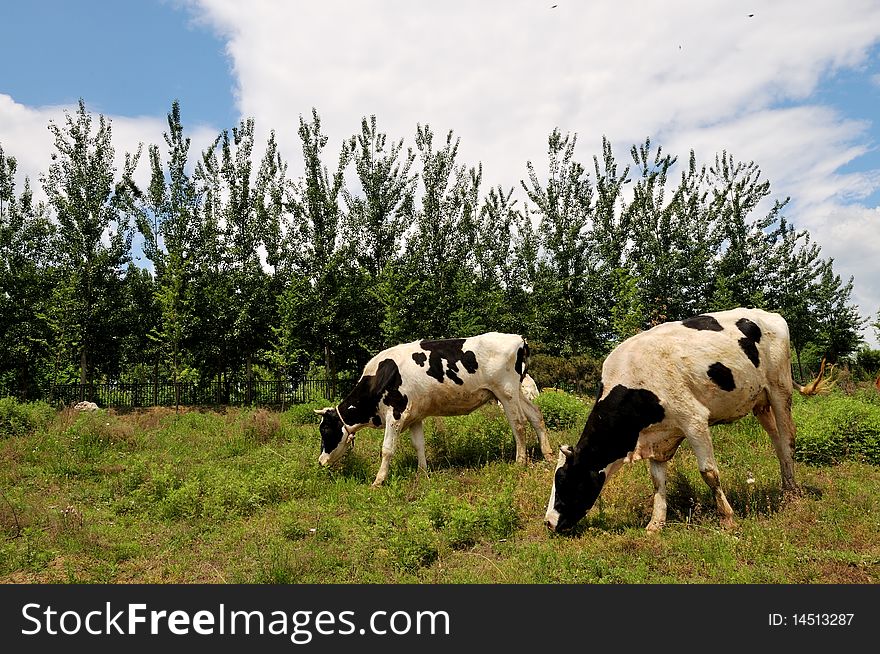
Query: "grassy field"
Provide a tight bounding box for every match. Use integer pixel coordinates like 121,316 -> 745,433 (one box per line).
1,390 -> 878,584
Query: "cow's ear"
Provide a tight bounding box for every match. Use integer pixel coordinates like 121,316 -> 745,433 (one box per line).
560,445 -> 573,458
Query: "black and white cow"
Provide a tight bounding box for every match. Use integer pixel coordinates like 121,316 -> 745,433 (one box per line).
544,308 -> 827,534
315,332 -> 554,487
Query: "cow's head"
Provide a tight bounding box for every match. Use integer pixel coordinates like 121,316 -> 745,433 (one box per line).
314,407 -> 354,467
544,445 -> 605,533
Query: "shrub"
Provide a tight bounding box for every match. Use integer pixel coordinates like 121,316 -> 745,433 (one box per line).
235,408 -> 282,444
528,353 -> 602,394
425,405 -> 515,467
795,394 -> 880,465
388,516 -> 439,572
534,389 -> 589,431
0,398 -> 54,437
284,399 -> 334,427
442,491 -> 520,550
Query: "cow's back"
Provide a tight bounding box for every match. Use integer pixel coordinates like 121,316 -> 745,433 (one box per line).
361,332 -> 527,421
602,309 -> 792,424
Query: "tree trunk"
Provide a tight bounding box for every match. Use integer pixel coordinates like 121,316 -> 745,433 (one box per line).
80,349 -> 88,386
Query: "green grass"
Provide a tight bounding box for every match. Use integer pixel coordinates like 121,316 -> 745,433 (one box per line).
1,393 -> 878,584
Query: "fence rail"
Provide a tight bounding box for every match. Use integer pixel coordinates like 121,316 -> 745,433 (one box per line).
2,378 -> 358,409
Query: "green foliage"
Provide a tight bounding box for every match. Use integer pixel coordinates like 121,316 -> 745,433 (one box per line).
528,353 -> 602,394
0,398 -> 54,437
283,398 -> 334,426
854,348 -> 880,379
795,394 -> 880,465
388,515 -> 439,571
534,390 -> 590,431
0,102 -> 871,403
425,405 -> 516,467
443,491 -> 520,550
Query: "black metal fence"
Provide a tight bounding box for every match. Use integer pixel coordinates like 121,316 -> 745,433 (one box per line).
2,378 -> 358,409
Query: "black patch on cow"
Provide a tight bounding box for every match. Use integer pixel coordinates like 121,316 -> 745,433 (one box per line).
318,408 -> 345,454
515,342 -> 529,379
707,362 -> 736,392
412,352 -> 427,367
682,314 -> 724,331
736,318 -> 762,367
553,384 -> 666,532
418,338 -> 480,384
371,415 -> 381,427
337,358 -> 409,426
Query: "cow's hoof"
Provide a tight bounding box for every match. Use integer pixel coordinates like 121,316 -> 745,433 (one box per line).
370,479 -> 385,488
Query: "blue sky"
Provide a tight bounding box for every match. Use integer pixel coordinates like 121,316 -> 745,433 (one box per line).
1,0 -> 236,127
1,0 -> 879,343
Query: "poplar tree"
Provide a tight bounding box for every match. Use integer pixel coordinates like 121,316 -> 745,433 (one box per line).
42,99 -> 140,386
0,147 -> 56,398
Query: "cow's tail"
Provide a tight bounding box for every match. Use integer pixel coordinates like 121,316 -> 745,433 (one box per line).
794,357 -> 836,396
516,338 -> 531,381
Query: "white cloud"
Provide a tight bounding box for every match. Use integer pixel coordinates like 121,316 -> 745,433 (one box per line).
0,94 -> 219,203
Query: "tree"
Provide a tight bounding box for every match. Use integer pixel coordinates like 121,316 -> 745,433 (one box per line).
0,146 -> 57,398
472,184 -> 534,334
761,218 -> 824,378
138,100 -> 201,385
810,261 -> 865,364
41,99 -> 141,386
341,115 -> 417,353
191,118 -> 279,392
706,153 -> 775,310
521,128 -> 601,354
282,108 -> 359,392
403,124 -> 477,340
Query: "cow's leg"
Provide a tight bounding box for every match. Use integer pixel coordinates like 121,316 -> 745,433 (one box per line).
497,394 -> 530,464
409,420 -> 428,473
646,459 -> 668,533
520,395 -> 554,462
760,391 -> 798,494
686,423 -> 736,529
372,419 -> 400,487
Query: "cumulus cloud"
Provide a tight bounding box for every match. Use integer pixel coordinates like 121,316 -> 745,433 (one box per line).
0,94 -> 219,202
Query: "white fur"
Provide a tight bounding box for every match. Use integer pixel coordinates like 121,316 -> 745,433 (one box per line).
545,308 -> 804,531
320,332 -> 554,486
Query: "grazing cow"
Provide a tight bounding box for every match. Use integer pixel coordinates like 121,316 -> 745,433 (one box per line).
315,332 -> 554,486
544,308 -> 828,534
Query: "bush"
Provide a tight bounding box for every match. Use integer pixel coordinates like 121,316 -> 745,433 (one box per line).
0,397 -> 54,437
855,348 -> 880,378
233,408 -> 282,444
534,389 -> 589,431
284,399 -> 334,427
388,516 -> 439,572
425,405 -> 515,467
442,491 -> 520,550
795,394 -> 880,466
528,353 -> 602,394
